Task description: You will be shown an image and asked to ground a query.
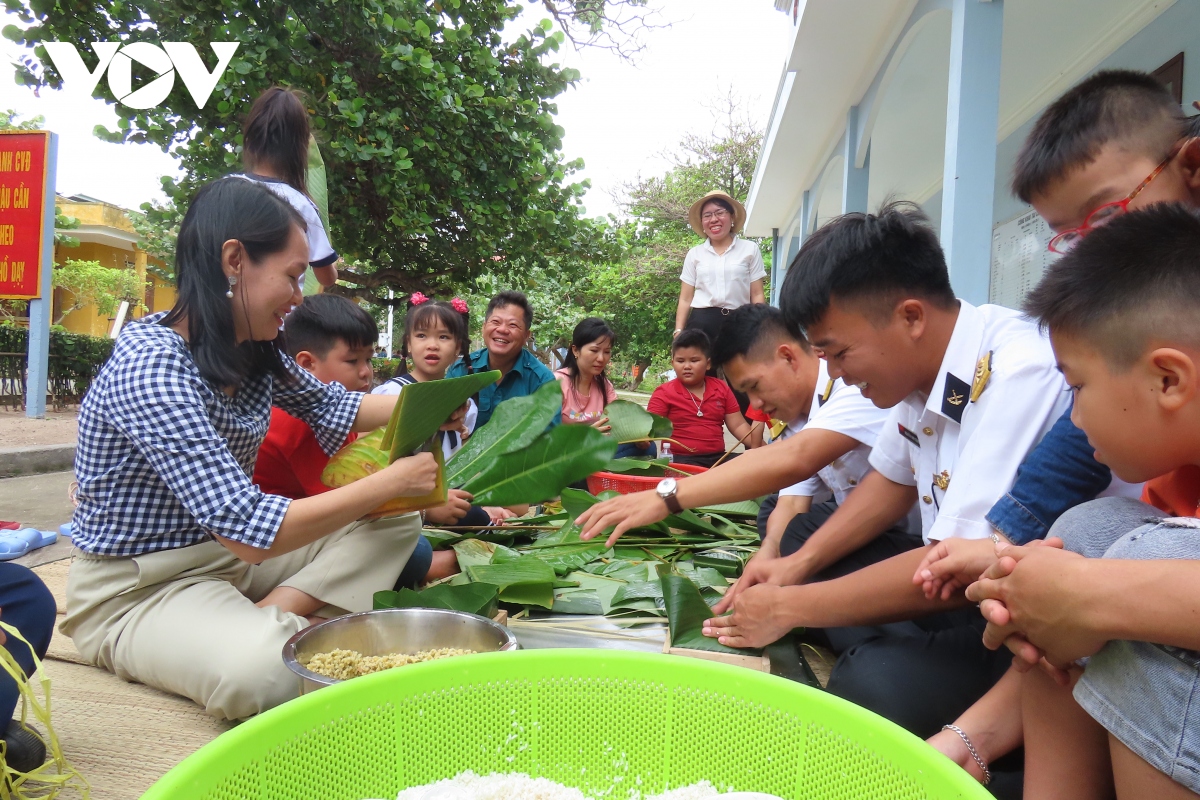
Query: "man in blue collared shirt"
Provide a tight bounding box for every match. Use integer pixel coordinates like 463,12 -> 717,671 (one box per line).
447,291 -> 560,427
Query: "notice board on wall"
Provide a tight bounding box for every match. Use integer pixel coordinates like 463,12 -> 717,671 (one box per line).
989,208 -> 1058,310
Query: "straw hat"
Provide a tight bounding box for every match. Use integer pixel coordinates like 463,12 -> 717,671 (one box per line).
688,190 -> 747,238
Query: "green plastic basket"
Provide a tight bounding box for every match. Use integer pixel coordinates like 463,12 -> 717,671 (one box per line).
142,649 -> 989,800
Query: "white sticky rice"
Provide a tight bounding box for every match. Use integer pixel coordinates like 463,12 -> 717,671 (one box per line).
385,771 -> 736,799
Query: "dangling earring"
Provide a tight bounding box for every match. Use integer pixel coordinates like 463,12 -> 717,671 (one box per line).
226,276 -> 237,299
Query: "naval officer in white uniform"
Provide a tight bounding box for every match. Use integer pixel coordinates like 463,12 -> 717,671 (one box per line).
701,204 -> 1079,738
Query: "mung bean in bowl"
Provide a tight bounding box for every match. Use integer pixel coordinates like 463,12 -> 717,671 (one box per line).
282,607 -> 518,694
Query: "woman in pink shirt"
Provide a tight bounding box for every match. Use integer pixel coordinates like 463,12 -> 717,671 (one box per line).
555,317 -> 618,426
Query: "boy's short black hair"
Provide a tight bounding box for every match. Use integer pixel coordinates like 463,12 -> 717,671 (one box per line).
711,303 -> 809,368
485,290 -> 534,329
1024,202 -> 1200,368
283,294 -> 378,359
779,202 -> 956,333
1013,70 -> 1185,203
672,328 -> 711,357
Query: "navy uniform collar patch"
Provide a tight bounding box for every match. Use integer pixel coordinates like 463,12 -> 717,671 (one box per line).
818,377 -> 835,407
941,372 -> 971,423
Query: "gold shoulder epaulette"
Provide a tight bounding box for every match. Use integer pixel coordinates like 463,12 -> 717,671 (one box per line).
970,351 -> 993,403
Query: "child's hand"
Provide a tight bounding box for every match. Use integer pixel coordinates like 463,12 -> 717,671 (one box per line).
424,489 -> 473,525
384,452 -> 439,496
913,535 -> 1008,601
591,416 -> 612,434
440,402 -> 469,432
485,506 -> 517,524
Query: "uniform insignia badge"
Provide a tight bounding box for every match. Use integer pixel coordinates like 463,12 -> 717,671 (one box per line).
898,424 -> 920,446
818,377 -> 835,407
971,351 -> 993,403
941,372 -> 971,423
933,470 -> 951,491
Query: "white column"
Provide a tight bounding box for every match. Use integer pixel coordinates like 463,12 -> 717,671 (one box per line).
939,0 -> 1004,305
842,106 -> 870,215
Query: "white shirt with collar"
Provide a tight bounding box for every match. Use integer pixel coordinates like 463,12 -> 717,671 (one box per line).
680,236 -> 767,309
776,360 -> 923,533
868,301 -> 1072,544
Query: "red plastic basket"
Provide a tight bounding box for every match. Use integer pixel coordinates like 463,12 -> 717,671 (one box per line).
587,462 -> 708,495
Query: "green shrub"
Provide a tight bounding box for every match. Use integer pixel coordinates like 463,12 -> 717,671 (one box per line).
0,321 -> 114,407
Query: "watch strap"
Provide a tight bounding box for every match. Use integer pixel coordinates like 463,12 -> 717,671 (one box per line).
661,490 -> 683,514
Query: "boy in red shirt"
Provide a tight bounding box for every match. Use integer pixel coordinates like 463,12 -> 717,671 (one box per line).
254,294 -> 456,585
648,329 -> 757,467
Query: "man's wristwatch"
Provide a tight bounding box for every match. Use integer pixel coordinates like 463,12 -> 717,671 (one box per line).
656,477 -> 683,514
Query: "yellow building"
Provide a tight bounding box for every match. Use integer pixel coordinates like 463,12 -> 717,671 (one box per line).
52,194 -> 174,337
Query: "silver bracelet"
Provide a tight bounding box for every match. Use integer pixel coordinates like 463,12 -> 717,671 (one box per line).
942,724 -> 991,785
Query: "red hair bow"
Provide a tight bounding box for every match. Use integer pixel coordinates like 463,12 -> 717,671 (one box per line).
451,297 -> 469,314
409,292 -> 430,305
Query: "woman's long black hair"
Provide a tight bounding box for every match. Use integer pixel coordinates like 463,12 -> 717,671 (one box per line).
160,178 -> 306,389
561,317 -> 616,405
392,297 -> 472,379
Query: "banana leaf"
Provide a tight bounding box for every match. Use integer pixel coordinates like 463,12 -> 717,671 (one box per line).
675,562 -> 731,593
382,370 -> 501,460
452,539 -> 520,569
659,564 -> 758,655
610,580 -> 663,605
604,399 -> 673,443
460,424 -> 617,507
563,571 -> 627,613
663,508 -> 725,536
531,542 -> 608,576
692,548 -> 750,578
560,487 -> 671,536
467,556 -> 557,608
445,381 -> 562,487
551,589 -> 604,615
322,430 -> 449,518
372,583 -> 499,618
422,529 -> 461,549
694,499 -> 763,519
302,135 -> 329,296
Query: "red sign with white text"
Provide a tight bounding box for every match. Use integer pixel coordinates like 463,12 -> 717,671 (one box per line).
0,131 -> 51,300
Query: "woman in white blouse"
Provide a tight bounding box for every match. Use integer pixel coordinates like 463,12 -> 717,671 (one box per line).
674,190 -> 767,346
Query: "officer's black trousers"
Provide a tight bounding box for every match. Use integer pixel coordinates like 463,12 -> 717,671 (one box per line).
774,501 -> 1013,740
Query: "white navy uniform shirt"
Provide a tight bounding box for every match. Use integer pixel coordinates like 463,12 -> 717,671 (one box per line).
868,301 -> 1072,544
680,236 -> 767,310
777,359 -> 921,532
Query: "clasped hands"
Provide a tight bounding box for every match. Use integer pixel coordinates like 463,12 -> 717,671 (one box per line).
916,535 -> 1108,684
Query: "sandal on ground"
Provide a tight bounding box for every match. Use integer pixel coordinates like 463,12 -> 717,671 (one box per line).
0,528 -> 58,561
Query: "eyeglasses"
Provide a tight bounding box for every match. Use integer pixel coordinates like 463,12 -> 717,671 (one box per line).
700,210 -> 731,222
1047,140 -> 1187,254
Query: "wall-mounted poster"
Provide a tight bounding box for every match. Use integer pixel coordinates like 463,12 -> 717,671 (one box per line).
989,208 -> 1059,310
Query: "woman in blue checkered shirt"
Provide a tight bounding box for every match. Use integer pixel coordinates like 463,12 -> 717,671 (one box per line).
59,178 -> 455,720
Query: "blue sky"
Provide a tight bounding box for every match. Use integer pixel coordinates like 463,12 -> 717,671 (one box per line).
0,1 -> 790,217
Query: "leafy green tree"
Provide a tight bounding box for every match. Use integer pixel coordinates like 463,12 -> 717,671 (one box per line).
3,1 -> 602,301
129,195 -> 182,283
52,258 -> 146,324
588,101 -> 768,383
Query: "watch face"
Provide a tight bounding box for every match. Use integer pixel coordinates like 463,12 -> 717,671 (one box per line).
657,477 -> 678,497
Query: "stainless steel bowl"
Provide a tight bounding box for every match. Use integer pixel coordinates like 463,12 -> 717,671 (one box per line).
282,607 -> 519,694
